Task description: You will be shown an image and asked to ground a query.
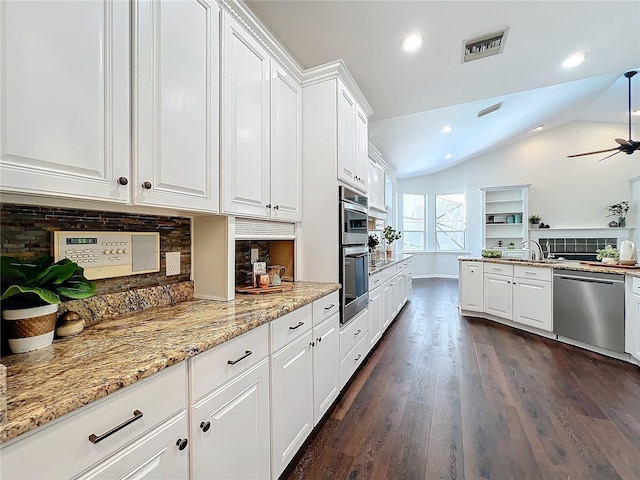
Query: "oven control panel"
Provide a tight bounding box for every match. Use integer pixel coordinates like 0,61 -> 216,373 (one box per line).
53,231 -> 159,280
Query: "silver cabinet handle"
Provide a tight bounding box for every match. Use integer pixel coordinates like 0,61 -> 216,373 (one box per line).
324,304 -> 335,310
355,354 -> 362,362
89,410 -> 143,444
354,329 -> 361,336
289,321 -> 305,330
227,350 -> 252,365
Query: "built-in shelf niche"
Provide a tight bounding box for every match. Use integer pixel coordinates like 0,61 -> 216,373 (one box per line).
480,184 -> 530,249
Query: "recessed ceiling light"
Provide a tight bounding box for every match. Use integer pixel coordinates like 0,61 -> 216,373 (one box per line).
445,153 -> 453,159
562,52 -> 586,68
402,33 -> 423,53
633,109 -> 640,117
441,125 -> 452,133
533,125 -> 545,131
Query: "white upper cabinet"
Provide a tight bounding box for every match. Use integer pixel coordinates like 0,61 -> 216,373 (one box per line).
0,0 -> 131,202
221,13 -> 271,218
270,62 -> 302,222
336,79 -> 368,194
367,143 -> 387,214
134,0 -> 220,212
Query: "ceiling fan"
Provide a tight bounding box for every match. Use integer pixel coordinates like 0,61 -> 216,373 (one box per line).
567,70 -> 639,161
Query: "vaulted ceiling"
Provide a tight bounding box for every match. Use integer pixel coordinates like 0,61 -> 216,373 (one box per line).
246,0 -> 640,178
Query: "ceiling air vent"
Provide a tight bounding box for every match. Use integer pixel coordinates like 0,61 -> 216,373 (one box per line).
477,102 -> 503,118
462,28 -> 509,63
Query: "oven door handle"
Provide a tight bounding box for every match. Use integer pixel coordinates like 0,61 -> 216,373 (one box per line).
342,201 -> 368,215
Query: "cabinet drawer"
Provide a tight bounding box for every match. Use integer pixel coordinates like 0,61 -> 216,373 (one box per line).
514,265 -> 552,282
190,324 -> 269,402
312,291 -> 339,326
340,332 -> 369,390
2,363 -> 187,480
339,308 -> 367,360
484,263 -> 513,276
270,304 -> 312,353
370,270 -> 386,290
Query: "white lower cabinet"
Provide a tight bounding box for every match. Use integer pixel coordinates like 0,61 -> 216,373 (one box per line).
368,286 -> 383,350
312,313 -> 340,425
512,266 -> 552,331
459,261 -> 484,312
270,330 -> 314,479
191,360 -> 270,480
625,277 -> 640,362
1,364 -> 187,480
339,331 -> 369,391
483,272 -> 513,320
339,308 -> 368,389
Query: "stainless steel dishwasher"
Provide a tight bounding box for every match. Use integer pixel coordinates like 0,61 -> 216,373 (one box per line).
553,270 -> 625,353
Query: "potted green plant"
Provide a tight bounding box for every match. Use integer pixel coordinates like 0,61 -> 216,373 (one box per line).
383,226 -> 402,259
368,234 -> 380,266
528,214 -> 541,225
596,245 -> 619,265
607,201 -> 629,228
1,256 -> 96,353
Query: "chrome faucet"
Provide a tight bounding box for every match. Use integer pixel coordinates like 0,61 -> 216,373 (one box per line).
521,240 -> 544,260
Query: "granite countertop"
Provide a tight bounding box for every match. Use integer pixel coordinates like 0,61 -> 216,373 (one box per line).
0,281 -> 340,444
459,256 -> 640,277
369,253 -> 413,275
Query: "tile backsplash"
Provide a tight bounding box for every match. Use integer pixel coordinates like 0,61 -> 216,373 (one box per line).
0,204 -> 191,295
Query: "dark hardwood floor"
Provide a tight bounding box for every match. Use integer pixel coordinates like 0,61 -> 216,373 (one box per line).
284,278 -> 640,480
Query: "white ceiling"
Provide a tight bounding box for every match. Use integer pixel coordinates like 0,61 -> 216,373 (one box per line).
246,0 -> 640,178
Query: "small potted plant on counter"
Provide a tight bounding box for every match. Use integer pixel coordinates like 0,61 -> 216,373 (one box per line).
596,245 -> 619,265
368,234 -> 380,266
1,256 -> 96,353
383,226 -> 402,260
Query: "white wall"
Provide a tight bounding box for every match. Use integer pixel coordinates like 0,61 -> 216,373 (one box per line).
398,121 -> 640,277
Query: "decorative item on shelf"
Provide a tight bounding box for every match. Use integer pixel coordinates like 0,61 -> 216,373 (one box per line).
383,226 -> 402,260
493,216 -> 504,223
514,213 -> 522,223
55,311 -> 85,338
1,256 -> 96,353
538,222 -> 550,228
506,215 -> 515,224
508,242 -> 515,249
267,265 -> 286,286
487,215 -> 495,224
606,201 -> 629,228
596,245 -> 620,265
528,214 -> 541,225
497,240 -> 504,247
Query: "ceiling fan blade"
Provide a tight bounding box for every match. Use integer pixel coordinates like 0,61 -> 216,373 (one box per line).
567,147 -> 621,158
615,138 -> 632,146
625,71 -> 638,142
599,150 -> 623,162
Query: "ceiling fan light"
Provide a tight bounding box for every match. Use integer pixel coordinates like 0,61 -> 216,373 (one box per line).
441,125 -> 452,133
632,109 -> 640,117
402,33 -> 423,53
445,153 -> 453,159
533,125 -> 544,131
562,52 -> 586,68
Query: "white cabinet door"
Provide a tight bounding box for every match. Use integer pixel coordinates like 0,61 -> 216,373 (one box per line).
0,0 -> 130,203
337,81 -> 356,186
191,360 -> 270,480
483,273 -> 513,320
513,278 -> 552,331
312,314 -> 340,425
629,295 -> 640,362
270,61 -> 302,221
368,287 -> 383,349
382,280 -> 393,331
270,331 -> 314,479
459,261 -> 484,312
354,106 -> 368,193
74,413 -> 189,480
134,0 -> 219,212
221,14 -> 270,218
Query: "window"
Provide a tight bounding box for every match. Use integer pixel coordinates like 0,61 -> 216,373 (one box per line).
402,194 -> 425,251
436,194 -> 466,250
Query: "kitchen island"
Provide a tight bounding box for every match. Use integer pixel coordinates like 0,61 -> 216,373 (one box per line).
458,257 -> 640,367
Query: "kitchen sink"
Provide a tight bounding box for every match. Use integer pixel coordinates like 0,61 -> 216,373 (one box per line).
497,258 -> 563,264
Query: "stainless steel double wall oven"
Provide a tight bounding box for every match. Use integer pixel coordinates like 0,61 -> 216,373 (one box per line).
339,186 -> 369,324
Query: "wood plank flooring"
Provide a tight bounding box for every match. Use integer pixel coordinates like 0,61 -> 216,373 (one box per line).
284,278 -> 640,480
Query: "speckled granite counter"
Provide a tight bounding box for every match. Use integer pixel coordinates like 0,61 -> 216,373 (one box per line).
0,281 -> 339,444
369,253 -> 413,275
459,257 -> 640,277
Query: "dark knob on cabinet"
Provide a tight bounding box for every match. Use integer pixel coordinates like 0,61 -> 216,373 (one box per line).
273,205 -> 279,210
266,203 -> 272,209
142,181 -> 152,190
117,177 -> 129,186
176,438 -> 188,450
200,421 -> 211,432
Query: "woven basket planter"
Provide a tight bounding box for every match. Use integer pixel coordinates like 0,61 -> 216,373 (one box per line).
2,304 -> 58,353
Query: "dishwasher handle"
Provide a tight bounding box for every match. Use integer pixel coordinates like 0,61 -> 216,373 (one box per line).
555,274 -> 623,285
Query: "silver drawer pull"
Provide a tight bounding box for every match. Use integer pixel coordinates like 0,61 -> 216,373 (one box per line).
324,304 -> 335,310
355,354 -> 362,362
525,272 -> 536,276
289,321 -> 305,330
89,410 -> 143,444
354,329 -> 361,336
227,350 -> 252,365
491,267 -> 501,271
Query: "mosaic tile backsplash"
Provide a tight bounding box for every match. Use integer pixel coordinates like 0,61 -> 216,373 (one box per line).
0,204 -> 192,295
539,237 -> 618,254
